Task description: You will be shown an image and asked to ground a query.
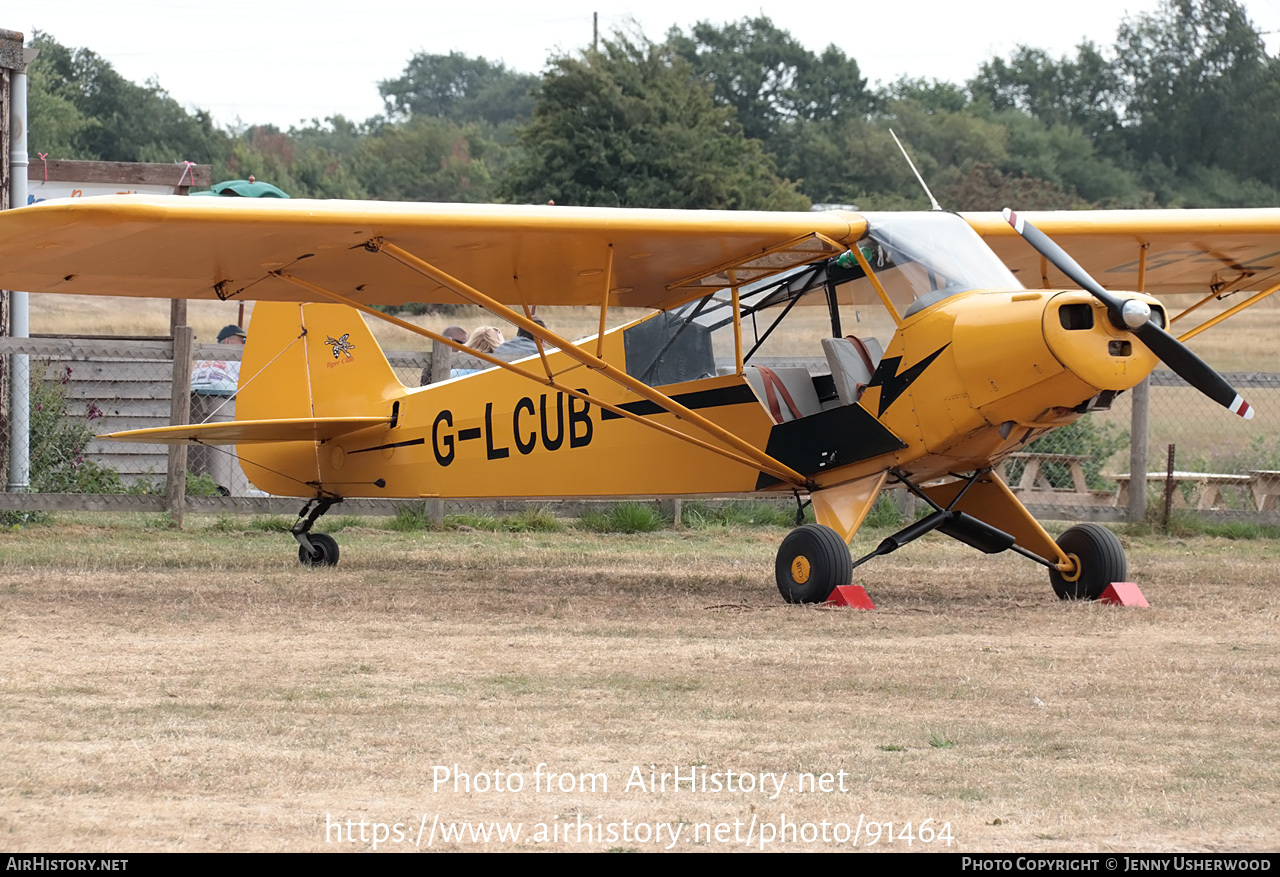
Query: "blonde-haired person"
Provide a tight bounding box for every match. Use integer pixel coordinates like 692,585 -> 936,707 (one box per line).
453,326 -> 505,377
467,326 -> 505,354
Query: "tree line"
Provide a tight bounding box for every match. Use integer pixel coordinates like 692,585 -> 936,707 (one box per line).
25,0 -> 1280,211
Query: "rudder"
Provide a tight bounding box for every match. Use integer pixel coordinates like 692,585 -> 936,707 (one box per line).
237,301 -> 404,422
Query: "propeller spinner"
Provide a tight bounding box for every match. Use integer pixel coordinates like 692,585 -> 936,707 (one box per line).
1003,208 -> 1254,420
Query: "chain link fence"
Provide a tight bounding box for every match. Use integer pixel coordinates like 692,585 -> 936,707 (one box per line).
1011,371 -> 1280,524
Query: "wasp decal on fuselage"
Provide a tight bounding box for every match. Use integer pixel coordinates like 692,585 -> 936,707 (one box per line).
325,333 -> 355,360
431,390 -> 594,466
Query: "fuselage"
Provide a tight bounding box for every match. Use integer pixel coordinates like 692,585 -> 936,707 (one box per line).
231,286 -> 1161,501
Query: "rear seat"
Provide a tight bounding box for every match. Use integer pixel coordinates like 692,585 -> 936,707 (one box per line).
744,366 -> 822,423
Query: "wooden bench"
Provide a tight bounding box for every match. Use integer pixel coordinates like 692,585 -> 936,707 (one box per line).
996,452 -> 1114,506
1114,471 -> 1254,510
1247,471 -> 1280,512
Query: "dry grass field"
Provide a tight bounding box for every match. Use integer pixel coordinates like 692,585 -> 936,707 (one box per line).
2,514 -> 1277,852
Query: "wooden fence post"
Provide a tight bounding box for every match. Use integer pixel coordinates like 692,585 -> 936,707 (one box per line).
428,339 -> 454,385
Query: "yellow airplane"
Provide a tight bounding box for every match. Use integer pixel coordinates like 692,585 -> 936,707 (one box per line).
0,197 -> 1275,604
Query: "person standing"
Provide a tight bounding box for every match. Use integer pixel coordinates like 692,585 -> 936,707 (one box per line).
190,324 -> 249,495
493,315 -> 548,360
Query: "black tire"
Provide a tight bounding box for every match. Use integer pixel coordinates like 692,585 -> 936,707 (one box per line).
298,532 -> 340,567
775,523 -> 852,604
1049,523 -> 1125,600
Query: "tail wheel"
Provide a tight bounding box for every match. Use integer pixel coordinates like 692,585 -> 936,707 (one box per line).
299,532 -> 340,567
1049,523 -> 1125,600
775,524 -> 852,604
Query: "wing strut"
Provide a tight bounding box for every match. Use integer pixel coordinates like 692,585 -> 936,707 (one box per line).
273,270 -> 813,490
364,238 -> 813,489
1175,278 -> 1280,343
596,244 -> 614,359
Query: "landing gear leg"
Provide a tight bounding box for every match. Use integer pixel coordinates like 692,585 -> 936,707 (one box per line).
293,497 -> 341,567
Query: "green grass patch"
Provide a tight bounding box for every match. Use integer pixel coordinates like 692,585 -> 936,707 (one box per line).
444,508 -> 565,532
576,502 -> 665,533
682,500 -> 798,528
863,495 -> 905,530
1122,507 -> 1280,540
443,512 -> 504,531
246,515 -> 293,533
0,510 -> 52,529
142,513 -> 178,530
210,513 -> 240,532
387,507 -> 435,531
504,507 -> 565,532
323,516 -> 365,533
929,733 -> 957,749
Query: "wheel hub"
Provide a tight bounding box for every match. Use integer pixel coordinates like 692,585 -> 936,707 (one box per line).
1059,553 -> 1082,583
791,555 -> 811,584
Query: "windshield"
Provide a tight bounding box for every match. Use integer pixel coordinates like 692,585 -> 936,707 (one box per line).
855,212 -> 1023,316
621,212 -> 1023,385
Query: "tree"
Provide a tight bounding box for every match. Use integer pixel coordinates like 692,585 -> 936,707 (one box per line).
665,18 -> 872,203
27,33 -> 227,165
668,18 -> 869,145
379,52 -> 538,127
969,43 -> 1123,151
934,161 -> 1093,211
963,109 -> 1149,207
220,122 -> 365,199
1114,0 -> 1274,181
798,120 -> 932,209
503,33 -> 809,210
354,119 -> 499,202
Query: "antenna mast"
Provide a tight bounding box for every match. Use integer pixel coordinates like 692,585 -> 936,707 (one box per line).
890,129 -> 942,211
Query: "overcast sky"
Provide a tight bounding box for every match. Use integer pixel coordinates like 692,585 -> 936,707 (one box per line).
13,0 -> 1280,131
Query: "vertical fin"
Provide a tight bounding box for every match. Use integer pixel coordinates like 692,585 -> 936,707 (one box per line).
237,301 -> 403,422
233,302 -> 404,497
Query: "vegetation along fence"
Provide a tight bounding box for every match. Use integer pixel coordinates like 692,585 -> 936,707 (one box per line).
2,335 -> 1278,528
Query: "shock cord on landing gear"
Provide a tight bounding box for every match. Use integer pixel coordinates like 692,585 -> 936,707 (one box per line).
792,491 -> 812,526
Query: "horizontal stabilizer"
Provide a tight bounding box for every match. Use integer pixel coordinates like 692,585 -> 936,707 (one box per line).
99,416 -> 390,445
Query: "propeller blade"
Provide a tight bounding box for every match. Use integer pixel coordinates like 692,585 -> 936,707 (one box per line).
1131,321 -> 1253,419
1003,208 -> 1123,314
1002,208 -> 1254,420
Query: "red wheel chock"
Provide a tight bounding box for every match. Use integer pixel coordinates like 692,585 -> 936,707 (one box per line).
825,585 -> 876,610
1098,582 -> 1149,607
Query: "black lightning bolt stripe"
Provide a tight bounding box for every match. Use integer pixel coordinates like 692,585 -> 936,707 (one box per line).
866,343 -> 951,417
599,384 -> 758,420
753,403 -> 907,490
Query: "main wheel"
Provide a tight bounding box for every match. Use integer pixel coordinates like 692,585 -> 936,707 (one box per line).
1049,523 -> 1125,600
298,532 -> 340,567
775,524 -> 852,604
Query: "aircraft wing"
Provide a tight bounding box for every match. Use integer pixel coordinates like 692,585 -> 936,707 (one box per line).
966,208 -> 1280,298
0,195 -> 864,311
100,417 -> 390,445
